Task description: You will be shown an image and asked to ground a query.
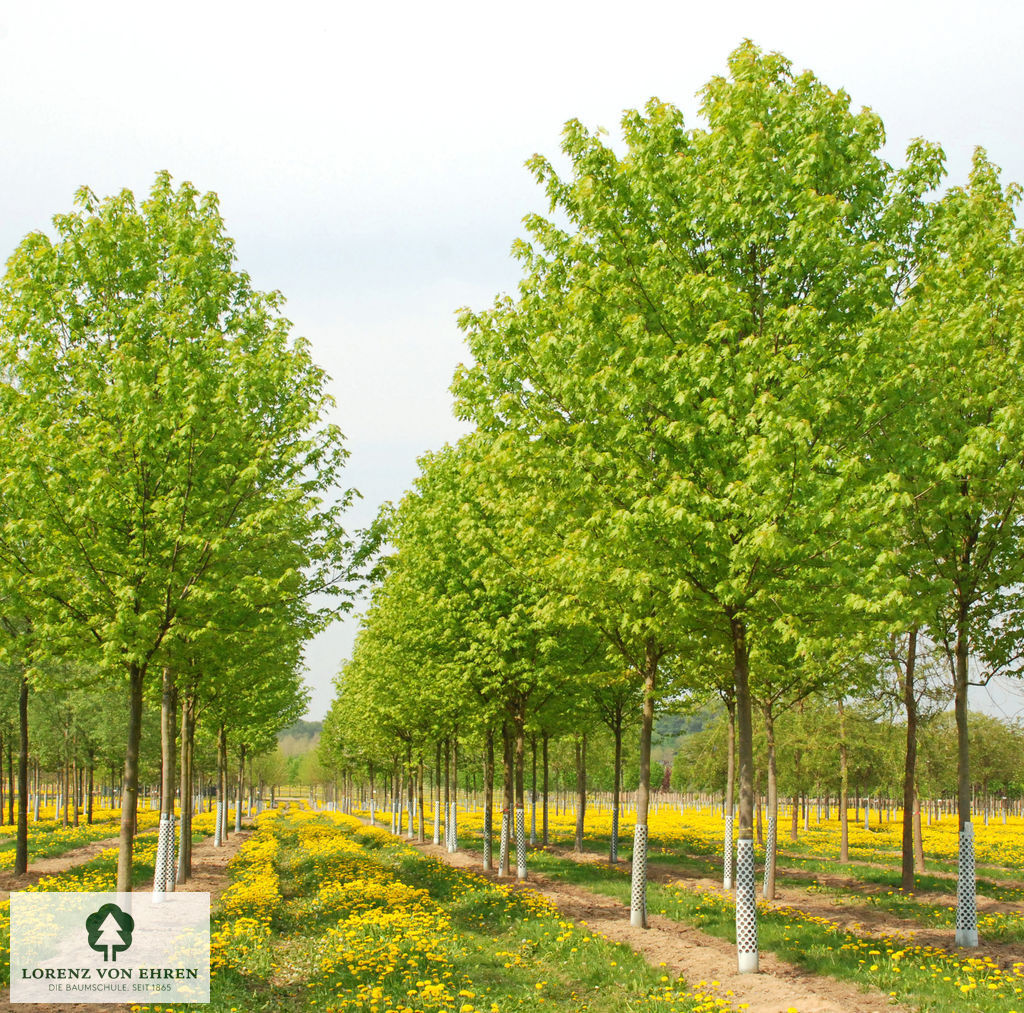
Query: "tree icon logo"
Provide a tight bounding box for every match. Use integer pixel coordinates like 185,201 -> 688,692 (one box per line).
85,903 -> 135,962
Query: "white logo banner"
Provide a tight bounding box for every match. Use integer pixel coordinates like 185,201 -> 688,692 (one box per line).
11,892 -> 210,1004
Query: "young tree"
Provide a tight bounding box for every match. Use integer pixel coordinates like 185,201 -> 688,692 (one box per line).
879,150 -> 1024,944
0,173 -> 351,889
454,43 -> 940,968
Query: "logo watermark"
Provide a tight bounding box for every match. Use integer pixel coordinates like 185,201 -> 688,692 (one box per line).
11,892 -> 209,1003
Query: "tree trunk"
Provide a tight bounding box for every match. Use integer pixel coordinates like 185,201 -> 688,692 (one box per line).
86,752 -> 94,826
235,744 -> 245,834
481,729 -> 493,868
611,714 -> 622,863
897,627 -> 918,891
724,695 -> 736,887
731,615 -> 758,972
630,638 -> 658,929
116,662 -> 145,891
513,707 -> 527,879
913,783 -> 926,872
954,600 -> 977,945
177,693 -> 195,882
574,734 -> 586,853
762,704 -> 778,900
9,739 -> 17,826
500,722 -> 513,877
406,743 -> 415,839
839,696 -> 849,864
155,666 -> 177,894
415,753 -> 423,843
15,670 -> 29,875
542,730 -> 549,845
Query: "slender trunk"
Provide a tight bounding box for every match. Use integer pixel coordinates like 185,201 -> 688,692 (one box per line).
235,744 -> 245,834
10,739 -> 17,826
514,704 -> 527,880
406,742 -> 415,839
14,670 -> 29,875
839,696 -> 849,864
443,737 -> 450,847
541,730 -> 549,845
762,704 -> 778,900
216,738 -> 225,842
417,754 -> 425,842
530,734 -> 537,845
483,729 -> 493,870
630,638 -> 657,929
500,722 -> 513,877
117,662 -> 145,892
177,693 -> 195,882
574,734 -> 586,853
954,598 -> 977,945
724,694 -> 736,889
611,714 -> 622,863
86,753 -> 94,825
898,628 -> 918,891
155,666 -> 177,893
913,783 -> 926,872
731,615 -> 758,972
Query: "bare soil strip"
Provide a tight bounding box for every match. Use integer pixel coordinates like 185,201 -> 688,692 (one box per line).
414,840 -> 914,1013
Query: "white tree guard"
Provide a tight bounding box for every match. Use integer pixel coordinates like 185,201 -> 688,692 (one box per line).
864,803 -> 870,831
482,805 -> 492,871
515,806 -> 527,881
234,800 -> 242,833
433,800 -> 440,845
629,824 -> 648,928
610,805 -> 619,863
955,821 -> 979,946
762,813 -> 776,897
214,799 -> 224,847
32,794 -> 39,822
735,837 -> 758,972
499,810 -> 509,876
153,813 -> 177,899
530,795 -> 537,846
448,800 -> 459,852
407,800 -> 415,839
723,810 -> 734,890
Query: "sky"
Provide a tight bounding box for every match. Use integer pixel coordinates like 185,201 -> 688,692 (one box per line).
2,0 -> 1023,722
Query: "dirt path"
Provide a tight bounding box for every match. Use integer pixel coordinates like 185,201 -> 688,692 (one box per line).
624,850 -> 1024,971
413,840 -> 912,1013
0,829 -> 251,1012
0,835 -> 127,901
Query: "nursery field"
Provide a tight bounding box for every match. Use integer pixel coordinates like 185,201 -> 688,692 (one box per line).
1,803 -> 1022,1012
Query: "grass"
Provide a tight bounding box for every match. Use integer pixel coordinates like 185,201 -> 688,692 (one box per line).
505,846 -> 1024,1013
179,810 -> 734,1013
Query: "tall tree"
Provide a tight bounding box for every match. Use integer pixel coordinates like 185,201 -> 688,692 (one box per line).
0,173 -> 351,889
454,43 -> 939,968
880,150 -> 1024,944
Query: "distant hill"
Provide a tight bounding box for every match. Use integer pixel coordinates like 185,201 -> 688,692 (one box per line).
651,702 -> 722,768
279,719 -> 322,757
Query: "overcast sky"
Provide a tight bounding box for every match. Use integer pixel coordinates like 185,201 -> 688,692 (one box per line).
3,1 -> 1023,722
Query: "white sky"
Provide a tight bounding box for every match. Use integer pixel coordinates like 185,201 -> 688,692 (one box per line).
2,1 -> 1023,721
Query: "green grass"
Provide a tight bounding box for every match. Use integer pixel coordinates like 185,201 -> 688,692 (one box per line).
508,846 -> 1024,1013
199,812 -> 727,1013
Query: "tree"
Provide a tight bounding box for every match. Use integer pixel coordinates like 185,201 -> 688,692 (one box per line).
454,42 -> 938,968
878,150 -> 1024,944
0,173 -> 351,889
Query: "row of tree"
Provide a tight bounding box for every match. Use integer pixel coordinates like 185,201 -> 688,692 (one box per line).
0,173 -> 355,887
323,41 -> 1024,969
